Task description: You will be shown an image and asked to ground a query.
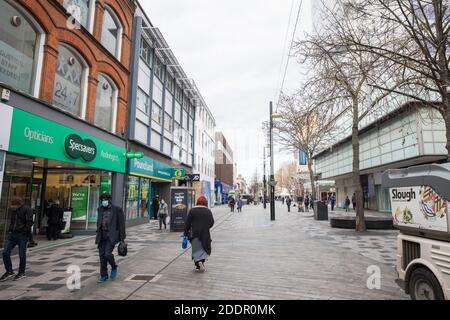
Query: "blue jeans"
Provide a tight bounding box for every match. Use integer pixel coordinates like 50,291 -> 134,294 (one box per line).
2,232 -> 28,274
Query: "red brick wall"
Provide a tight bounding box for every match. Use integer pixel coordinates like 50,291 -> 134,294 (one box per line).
16,0 -> 136,135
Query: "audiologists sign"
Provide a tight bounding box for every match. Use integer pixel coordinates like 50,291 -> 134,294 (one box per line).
0,103 -> 126,173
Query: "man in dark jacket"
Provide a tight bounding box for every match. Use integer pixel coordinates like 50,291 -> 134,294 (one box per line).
151,195 -> 160,220
95,193 -> 126,283
0,197 -> 33,282
47,200 -> 63,240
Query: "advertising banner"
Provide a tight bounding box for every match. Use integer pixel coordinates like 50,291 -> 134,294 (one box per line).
0,103 -> 126,172
71,186 -> 89,221
171,189 -> 188,232
390,186 -> 449,233
61,210 -> 72,234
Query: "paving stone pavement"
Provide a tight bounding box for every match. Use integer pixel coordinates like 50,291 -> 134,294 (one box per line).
0,203 -> 407,300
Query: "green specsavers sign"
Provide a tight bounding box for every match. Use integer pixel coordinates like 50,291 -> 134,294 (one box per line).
0,103 -> 126,173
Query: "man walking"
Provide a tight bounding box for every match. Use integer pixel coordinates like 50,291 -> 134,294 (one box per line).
96,193 -> 126,283
1,197 -> 33,282
47,200 -> 63,240
329,194 -> 336,212
286,196 -> 292,212
151,195 -> 160,220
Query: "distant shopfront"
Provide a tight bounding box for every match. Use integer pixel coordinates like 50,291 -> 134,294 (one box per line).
126,155 -> 178,220
215,181 -> 232,205
0,103 -> 126,247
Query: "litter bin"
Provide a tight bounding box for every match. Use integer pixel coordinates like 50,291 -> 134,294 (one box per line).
314,201 -> 328,221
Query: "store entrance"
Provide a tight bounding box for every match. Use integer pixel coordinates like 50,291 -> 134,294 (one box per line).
0,154 -> 35,248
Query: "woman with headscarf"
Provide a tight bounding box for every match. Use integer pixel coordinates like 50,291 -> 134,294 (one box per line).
184,196 -> 214,272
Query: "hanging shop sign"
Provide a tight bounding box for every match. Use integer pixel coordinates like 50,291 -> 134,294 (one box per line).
0,103 -> 126,173
129,156 -> 173,182
173,168 -> 186,180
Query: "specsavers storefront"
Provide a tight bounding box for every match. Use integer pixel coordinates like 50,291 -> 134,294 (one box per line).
0,103 -> 126,247
126,156 -> 176,221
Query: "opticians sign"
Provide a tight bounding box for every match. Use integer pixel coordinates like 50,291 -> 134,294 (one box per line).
0,103 -> 126,173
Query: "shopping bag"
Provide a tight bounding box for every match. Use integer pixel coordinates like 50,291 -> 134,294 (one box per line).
182,236 -> 188,250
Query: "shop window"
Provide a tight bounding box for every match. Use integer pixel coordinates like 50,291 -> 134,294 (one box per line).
101,7 -> 122,59
0,1 -> 43,96
126,176 -> 139,220
53,45 -> 88,117
94,74 -> 118,132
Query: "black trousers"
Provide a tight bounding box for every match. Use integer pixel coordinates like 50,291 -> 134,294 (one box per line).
3,232 -> 28,274
47,224 -> 60,240
98,237 -> 117,277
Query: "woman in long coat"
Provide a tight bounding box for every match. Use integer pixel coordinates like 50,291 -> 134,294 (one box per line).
184,196 -> 215,272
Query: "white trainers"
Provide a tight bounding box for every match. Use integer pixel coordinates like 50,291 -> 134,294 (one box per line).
199,262 -> 206,272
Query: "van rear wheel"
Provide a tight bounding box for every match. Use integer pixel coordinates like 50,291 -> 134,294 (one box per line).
409,268 -> 444,300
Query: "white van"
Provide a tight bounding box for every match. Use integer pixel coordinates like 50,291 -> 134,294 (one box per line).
383,164 -> 450,300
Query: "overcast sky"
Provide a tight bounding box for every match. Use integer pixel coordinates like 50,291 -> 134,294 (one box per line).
142,0 -> 314,182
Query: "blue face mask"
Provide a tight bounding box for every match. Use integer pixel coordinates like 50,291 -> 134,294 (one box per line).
101,200 -> 110,208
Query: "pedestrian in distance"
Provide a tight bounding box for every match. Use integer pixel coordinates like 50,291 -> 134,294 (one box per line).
286,196 -> 292,212
297,196 -> 304,212
237,196 -> 243,213
329,194 -> 336,212
159,199 -> 169,230
304,195 -> 310,212
151,195 -> 160,220
47,200 -> 63,240
1,197 -> 33,282
229,197 -> 235,212
95,193 -> 126,283
345,196 -> 351,212
184,196 -> 214,272
352,193 -> 356,211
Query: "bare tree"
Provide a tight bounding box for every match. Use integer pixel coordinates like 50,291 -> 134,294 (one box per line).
344,0 -> 450,159
293,1 -> 409,231
276,86 -> 340,204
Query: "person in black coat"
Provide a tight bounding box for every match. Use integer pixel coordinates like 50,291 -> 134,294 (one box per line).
95,193 -> 126,283
1,197 -> 33,282
184,196 -> 214,272
151,195 -> 160,220
47,200 -> 63,240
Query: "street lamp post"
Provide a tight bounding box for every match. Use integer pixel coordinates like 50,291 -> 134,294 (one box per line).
269,102 -> 275,220
263,146 -> 267,209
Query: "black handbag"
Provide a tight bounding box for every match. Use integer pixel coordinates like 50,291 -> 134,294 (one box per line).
118,241 -> 128,257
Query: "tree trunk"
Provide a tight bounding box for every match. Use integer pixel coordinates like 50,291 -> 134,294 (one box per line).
352,100 -> 366,232
443,99 -> 450,162
307,160 -> 317,201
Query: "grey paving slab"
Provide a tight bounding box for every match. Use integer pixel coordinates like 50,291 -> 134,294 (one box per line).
0,204 -> 408,300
